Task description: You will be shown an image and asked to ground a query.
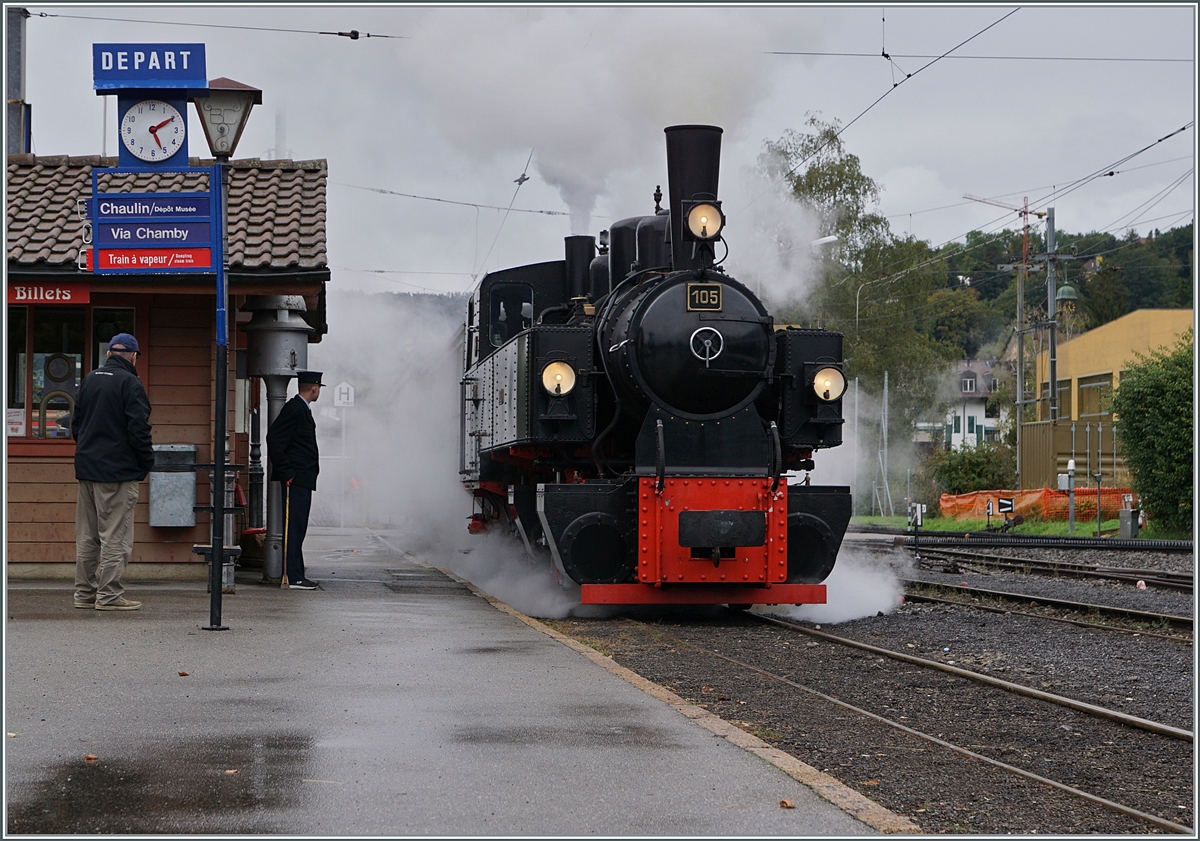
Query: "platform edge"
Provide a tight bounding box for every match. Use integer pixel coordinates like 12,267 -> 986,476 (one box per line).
476,590 -> 921,835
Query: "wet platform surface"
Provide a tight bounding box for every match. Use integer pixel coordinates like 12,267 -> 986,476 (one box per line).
6,527 -> 874,835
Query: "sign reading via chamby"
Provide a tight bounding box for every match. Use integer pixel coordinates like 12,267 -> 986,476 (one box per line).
333,382 -> 355,408
93,43 -> 206,91
91,181 -> 218,275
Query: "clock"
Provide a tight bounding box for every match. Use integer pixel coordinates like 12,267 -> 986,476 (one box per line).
120,99 -> 185,163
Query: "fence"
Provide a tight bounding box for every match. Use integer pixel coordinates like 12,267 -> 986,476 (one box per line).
939,488 -> 1136,521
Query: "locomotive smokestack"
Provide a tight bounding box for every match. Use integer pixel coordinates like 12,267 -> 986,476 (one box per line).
564,235 -> 596,300
664,125 -> 722,271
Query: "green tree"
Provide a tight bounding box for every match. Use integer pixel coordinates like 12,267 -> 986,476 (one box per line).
759,113 -> 890,270
1083,266 -> 1128,329
926,441 -> 1017,497
1110,329 -> 1193,533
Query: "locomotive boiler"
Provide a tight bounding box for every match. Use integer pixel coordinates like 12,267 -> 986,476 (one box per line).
460,125 -> 851,607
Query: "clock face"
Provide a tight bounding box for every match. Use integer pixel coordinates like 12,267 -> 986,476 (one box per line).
120,100 -> 185,163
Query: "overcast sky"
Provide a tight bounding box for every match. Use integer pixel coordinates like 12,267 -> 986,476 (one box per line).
18,4 -> 1197,295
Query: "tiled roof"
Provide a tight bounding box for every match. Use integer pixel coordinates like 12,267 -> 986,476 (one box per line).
6,155 -> 327,271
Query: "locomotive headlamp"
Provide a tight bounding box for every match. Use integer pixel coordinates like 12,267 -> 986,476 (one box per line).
812,367 -> 846,402
684,201 -> 725,241
541,361 -> 577,396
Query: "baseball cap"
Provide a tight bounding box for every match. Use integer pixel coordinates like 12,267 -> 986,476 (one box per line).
108,333 -> 140,353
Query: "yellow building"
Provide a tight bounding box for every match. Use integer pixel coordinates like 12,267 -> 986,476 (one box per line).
1020,309 -> 1193,489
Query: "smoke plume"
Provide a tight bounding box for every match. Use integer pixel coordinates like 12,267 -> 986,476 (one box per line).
395,7 -> 812,234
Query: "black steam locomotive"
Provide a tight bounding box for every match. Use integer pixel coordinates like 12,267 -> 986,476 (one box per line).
460,125 -> 851,606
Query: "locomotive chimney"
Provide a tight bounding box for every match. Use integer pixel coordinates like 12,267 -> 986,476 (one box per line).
564,235 -> 596,300
664,125 -> 723,271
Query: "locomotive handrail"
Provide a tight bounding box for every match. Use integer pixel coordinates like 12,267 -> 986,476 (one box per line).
655,419 -> 666,493
769,421 -> 783,494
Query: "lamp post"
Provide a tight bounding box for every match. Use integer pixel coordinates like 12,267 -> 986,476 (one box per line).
191,78 -> 261,631
1067,458 -> 1076,534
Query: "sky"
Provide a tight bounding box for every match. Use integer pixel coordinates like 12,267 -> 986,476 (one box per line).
15,3 -> 1198,296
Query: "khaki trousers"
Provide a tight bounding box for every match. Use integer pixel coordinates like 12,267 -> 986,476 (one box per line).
75,480 -> 140,605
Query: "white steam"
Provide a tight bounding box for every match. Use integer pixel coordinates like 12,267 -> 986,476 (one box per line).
396,8 -> 813,234
307,291 -> 582,618
723,164 -> 825,310
766,549 -> 904,624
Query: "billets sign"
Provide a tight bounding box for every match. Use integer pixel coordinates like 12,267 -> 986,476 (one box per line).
997,497 -> 1015,514
91,182 -> 217,275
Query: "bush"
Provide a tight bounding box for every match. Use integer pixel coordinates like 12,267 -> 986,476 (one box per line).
925,441 -> 1016,498
1110,330 -> 1193,534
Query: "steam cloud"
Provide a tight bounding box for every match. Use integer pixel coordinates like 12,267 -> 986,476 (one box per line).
307,291 -> 581,618
395,7 -> 815,234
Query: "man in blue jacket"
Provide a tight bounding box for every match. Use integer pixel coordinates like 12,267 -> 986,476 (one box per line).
267,370 -> 324,590
72,333 -> 155,611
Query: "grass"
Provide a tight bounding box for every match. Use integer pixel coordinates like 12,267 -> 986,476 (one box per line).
851,514 -> 1167,538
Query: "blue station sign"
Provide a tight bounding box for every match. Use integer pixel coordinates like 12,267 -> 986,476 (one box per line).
95,193 -> 212,220
90,174 -> 219,275
93,43 -> 207,91
95,221 -> 212,247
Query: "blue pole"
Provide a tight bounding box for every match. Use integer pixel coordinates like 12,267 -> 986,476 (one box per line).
205,162 -> 229,630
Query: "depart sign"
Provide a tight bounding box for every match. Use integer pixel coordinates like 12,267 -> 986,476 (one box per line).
92,43 -> 207,91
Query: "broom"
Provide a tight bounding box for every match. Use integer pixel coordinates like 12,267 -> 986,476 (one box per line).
281,482 -> 290,588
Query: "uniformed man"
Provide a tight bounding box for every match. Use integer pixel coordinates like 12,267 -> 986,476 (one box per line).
267,371 -> 325,589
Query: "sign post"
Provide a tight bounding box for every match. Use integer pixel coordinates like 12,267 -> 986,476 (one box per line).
90,43 -> 258,630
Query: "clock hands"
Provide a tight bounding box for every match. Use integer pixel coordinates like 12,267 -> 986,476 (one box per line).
147,116 -> 175,150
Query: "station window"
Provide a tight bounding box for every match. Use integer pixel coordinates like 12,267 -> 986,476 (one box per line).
6,305 -> 135,439
489,283 -> 533,347
1078,373 -> 1113,418
961,376 -> 976,393
967,415 -> 975,434
953,415 -> 961,434
91,308 -> 136,371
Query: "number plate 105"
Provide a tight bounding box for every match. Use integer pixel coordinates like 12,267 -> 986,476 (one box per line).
687,282 -> 723,312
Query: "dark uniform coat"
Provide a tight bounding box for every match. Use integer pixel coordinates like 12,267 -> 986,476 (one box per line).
267,394 -> 320,491
71,355 -> 154,483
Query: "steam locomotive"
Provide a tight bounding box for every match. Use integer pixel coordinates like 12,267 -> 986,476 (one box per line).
459,125 -> 851,606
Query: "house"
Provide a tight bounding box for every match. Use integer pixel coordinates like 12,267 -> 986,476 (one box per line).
1020,308 -> 1192,489
915,358 -> 1006,450
6,154 -> 329,579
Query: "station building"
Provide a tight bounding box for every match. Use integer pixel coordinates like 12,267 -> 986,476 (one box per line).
1020,308 -> 1192,489
6,153 -> 328,579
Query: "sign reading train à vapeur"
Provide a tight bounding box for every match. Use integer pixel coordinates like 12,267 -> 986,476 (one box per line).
91,183 -> 217,274
92,43 -> 206,90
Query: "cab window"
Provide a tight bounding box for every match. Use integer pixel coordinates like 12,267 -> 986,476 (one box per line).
490,283 -> 532,347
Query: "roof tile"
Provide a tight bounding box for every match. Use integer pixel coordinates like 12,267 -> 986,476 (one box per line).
6,155 -> 327,271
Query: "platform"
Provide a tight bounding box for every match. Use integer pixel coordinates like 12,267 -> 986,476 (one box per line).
5,527 -> 896,835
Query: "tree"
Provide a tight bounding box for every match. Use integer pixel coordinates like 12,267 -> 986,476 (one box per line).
1083,265 -> 1128,329
926,441 -> 1017,497
759,113 -> 890,270
1110,329 -> 1193,533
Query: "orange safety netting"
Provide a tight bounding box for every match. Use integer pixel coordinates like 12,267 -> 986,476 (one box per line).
938,488 -> 1136,521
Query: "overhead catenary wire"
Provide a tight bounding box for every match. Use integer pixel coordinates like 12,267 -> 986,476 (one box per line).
747,7 -> 1020,210
474,148 -> 535,278
30,10 -> 406,39
333,182 -> 569,216
767,50 -> 1191,63
883,155 -> 1195,222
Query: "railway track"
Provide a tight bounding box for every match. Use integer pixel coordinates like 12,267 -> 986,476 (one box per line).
902,579 -> 1194,639
733,615 -> 1191,833
588,614 -> 1194,834
915,547 -> 1194,592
